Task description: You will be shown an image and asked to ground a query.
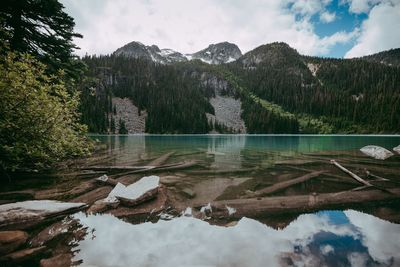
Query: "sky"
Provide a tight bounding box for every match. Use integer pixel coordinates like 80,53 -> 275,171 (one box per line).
61,0 -> 400,58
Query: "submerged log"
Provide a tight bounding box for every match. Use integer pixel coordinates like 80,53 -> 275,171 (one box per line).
186,167 -> 258,175
330,160 -> 372,187
111,160 -> 199,178
147,151 -> 175,166
247,171 -> 325,198
81,166 -> 151,171
202,188 -> 400,218
330,160 -> 393,194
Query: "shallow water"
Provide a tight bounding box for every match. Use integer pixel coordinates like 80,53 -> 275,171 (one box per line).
73,209 -> 400,267
92,134 -> 400,168
70,134 -> 400,266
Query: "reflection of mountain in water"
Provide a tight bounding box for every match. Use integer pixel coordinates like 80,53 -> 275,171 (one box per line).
207,135 -> 246,170
73,209 -> 400,267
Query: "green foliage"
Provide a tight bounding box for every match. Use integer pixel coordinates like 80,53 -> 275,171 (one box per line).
0,0 -> 84,79
82,55 -> 213,134
0,52 -> 91,172
78,77 -> 112,133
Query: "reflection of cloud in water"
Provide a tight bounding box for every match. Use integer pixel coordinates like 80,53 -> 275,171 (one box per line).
72,210 -> 399,267
345,210 -> 400,265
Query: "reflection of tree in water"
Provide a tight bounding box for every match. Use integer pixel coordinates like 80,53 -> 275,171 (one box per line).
207,135 -> 246,170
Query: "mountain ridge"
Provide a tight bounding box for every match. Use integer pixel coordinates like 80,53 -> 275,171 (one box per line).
113,41 -> 242,65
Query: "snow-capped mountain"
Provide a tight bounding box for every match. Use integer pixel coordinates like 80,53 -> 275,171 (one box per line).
113,41 -> 187,64
190,42 -> 242,64
113,41 -> 242,64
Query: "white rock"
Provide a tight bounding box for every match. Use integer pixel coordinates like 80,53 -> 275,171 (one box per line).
360,145 -> 394,160
393,145 -> 400,154
95,174 -> 109,183
226,205 -> 236,216
103,176 -> 160,204
0,200 -> 86,230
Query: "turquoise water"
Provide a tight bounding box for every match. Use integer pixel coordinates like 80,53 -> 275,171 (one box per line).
73,135 -> 400,266
93,134 -> 400,152
92,134 -> 400,167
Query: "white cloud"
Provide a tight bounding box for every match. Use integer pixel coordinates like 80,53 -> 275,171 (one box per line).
60,0 -> 354,57
345,0 -> 400,57
342,0 -> 382,13
289,0 -> 330,16
320,11 -> 337,23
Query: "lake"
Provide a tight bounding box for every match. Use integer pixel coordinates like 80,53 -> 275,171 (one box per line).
3,134 -> 400,267
68,134 -> 400,266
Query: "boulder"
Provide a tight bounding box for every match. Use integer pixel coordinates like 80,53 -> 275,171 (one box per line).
360,145 -> 394,160
0,200 -> 87,230
0,230 -> 28,255
104,176 -> 160,207
394,145 -> 400,154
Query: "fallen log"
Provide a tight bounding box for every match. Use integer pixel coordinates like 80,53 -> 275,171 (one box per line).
185,167 -> 258,175
81,166 -> 151,171
330,160 -> 372,187
199,188 -> 400,219
111,160 -> 199,178
330,160 -> 394,194
246,171 -> 325,198
147,151 -> 175,166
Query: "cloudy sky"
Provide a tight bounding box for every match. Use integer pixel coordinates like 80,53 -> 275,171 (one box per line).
61,0 -> 400,58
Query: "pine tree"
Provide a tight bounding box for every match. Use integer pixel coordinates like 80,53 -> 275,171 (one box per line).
0,0 -> 84,78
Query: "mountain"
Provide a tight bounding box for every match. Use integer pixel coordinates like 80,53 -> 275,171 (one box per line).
238,42 -> 301,68
358,48 -> 400,67
113,41 -> 187,64
81,42 -> 400,134
190,42 -> 242,64
113,41 -> 242,65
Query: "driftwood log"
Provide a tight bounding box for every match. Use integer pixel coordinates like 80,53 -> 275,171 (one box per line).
110,160 -> 199,178
330,160 -> 372,186
147,151 -> 175,166
246,171 -> 325,198
198,188 -> 400,219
